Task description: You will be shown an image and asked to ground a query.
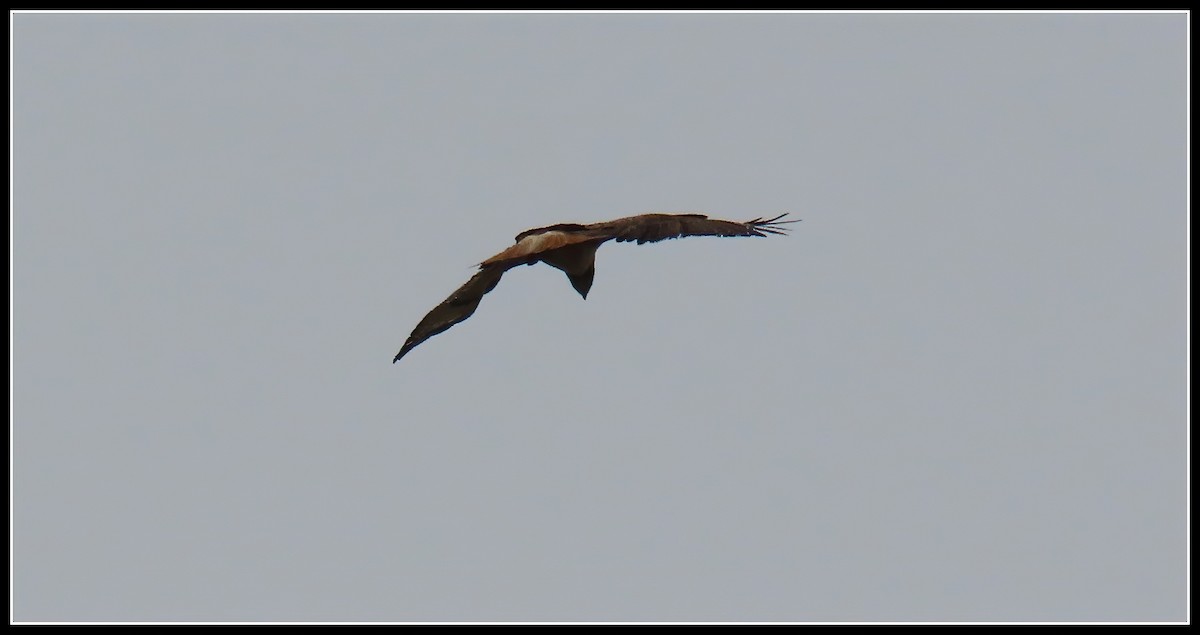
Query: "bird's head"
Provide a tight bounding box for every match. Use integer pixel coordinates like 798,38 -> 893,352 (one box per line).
568,267 -> 594,300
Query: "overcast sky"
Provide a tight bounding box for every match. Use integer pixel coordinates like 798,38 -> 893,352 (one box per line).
12,11 -> 1188,623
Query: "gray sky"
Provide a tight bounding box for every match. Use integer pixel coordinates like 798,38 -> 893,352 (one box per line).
12,11 -> 1188,623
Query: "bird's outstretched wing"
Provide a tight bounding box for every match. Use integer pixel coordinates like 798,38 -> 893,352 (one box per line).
585,212 -> 797,245
392,266 -> 506,363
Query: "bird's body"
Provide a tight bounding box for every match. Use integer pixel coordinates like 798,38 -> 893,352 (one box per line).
393,212 -> 797,362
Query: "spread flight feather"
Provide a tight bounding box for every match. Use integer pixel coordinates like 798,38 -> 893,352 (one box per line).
393,212 -> 797,362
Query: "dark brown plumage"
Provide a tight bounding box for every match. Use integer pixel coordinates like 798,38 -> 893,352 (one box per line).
393,212 -> 797,362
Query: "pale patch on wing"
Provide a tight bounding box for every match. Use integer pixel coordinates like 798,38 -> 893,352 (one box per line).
480,230 -> 597,266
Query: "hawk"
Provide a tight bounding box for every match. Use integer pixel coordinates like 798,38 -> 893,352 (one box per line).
393,212 -> 797,362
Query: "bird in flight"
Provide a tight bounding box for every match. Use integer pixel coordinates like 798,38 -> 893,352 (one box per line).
393,212 -> 798,362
